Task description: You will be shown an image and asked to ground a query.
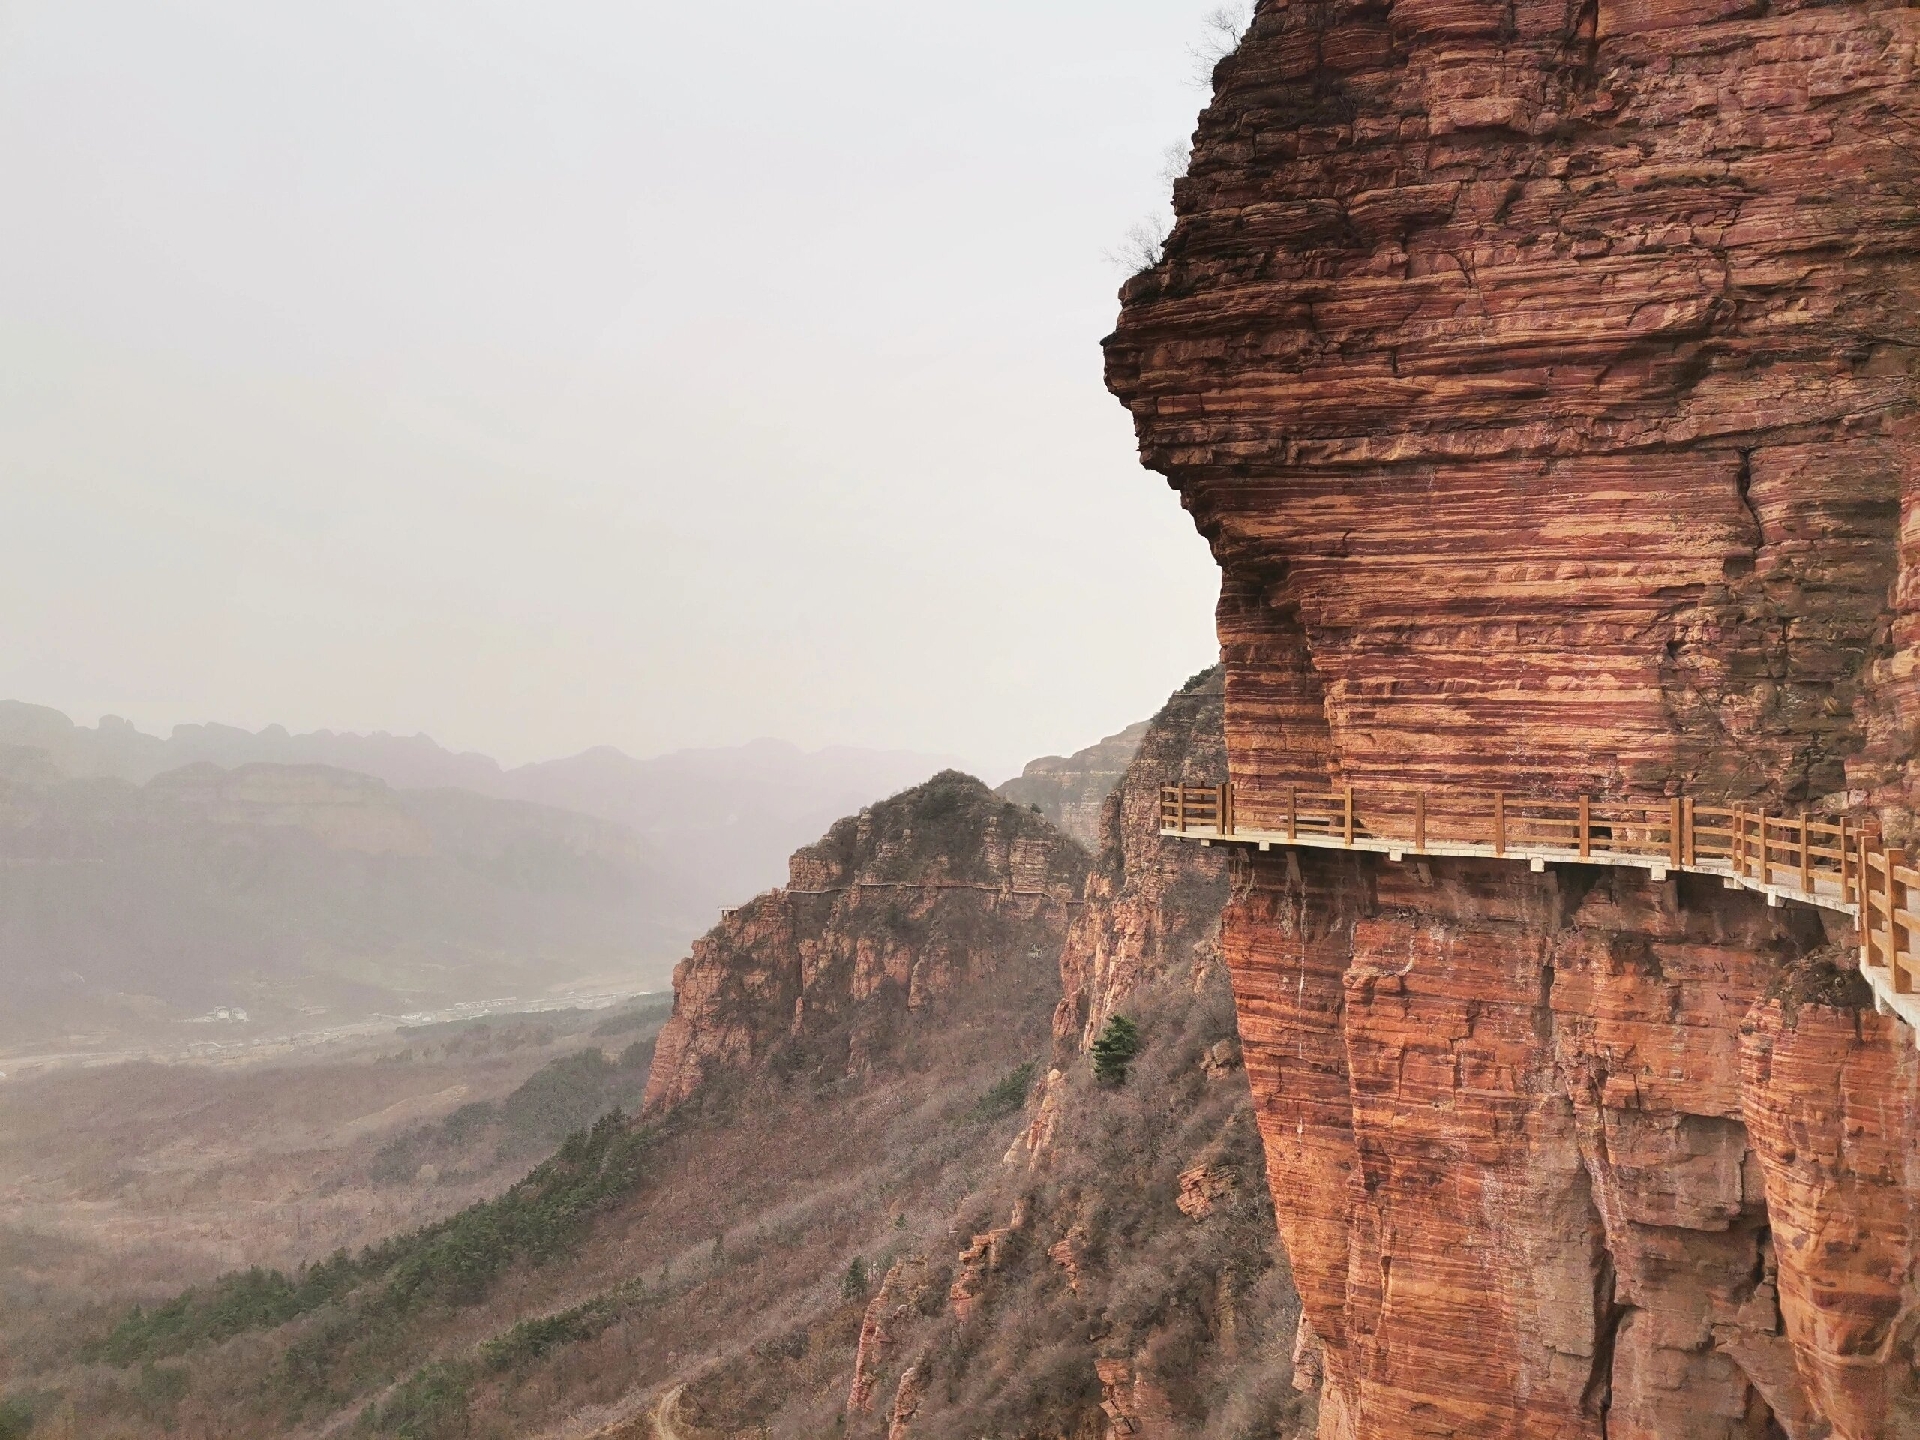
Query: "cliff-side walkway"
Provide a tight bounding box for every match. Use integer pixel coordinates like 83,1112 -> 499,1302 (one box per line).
1162,782 -> 1920,1039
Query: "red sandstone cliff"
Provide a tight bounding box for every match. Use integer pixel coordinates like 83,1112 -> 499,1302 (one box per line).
641,771 -> 1089,1114
1107,2 -> 1920,1435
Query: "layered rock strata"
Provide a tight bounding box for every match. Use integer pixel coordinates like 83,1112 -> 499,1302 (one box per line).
1052,668 -> 1231,1054
1107,0 -> 1920,1434
996,720 -> 1151,850
641,772 -> 1088,1114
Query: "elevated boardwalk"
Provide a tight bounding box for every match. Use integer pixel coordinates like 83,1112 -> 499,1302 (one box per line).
1161,782 -> 1920,1041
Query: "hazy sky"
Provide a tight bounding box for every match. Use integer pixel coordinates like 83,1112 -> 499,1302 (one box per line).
0,2 -> 1227,779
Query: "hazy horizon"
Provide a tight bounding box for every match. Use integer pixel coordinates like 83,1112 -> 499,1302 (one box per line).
4,694 -> 998,778
1,2 -> 1229,779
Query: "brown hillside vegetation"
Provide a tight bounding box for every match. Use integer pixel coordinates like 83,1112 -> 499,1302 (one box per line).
0,1000 -> 672,1394
2,702 -> 1309,1439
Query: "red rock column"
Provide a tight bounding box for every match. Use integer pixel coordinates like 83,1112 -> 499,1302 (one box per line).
1550,875 -> 1825,1438
1741,999 -> 1920,1439
1233,851 -> 1616,1440
1342,861 -> 1606,1439
1226,847 -> 1370,1433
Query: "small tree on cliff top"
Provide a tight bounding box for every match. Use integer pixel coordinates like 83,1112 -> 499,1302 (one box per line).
1091,1016 -> 1141,1087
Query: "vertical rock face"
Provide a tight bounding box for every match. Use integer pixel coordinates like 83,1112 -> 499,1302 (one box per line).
1054,668 -> 1231,1054
1229,852 -> 1917,1438
1107,0 -> 1919,812
1106,1 -> 1920,1435
641,771 -> 1088,1114
996,720 -> 1153,850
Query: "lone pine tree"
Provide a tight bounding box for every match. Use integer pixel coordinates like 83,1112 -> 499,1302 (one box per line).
1091,1015 -> 1141,1086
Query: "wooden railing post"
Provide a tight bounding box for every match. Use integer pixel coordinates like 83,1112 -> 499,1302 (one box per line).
1798,811 -> 1811,895
1415,792 -> 1427,851
1669,797 -> 1683,869
1733,806 -> 1746,878
1344,786 -> 1355,848
1177,786 -> 1188,835
1859,830 -> 1876,953
1890,848 -> 1911,995
1840,817 -> 1853,908
1221,782 -> 1234,838
1683,797 -> 1696,868
1287,786 -> 1297,842
1579,794 -> 1591,860
1494,793 -> 1506,857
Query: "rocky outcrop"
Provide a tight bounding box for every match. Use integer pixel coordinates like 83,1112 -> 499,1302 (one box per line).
641,772 -> 1089,1114
1107,2 -> 1920,1435
887,1365 -> 926,1440
996,720 -> 1151,850
1053,669 -> 1231,1055
1176,1159 -> 1240,1220
947,1221 -> 1022,1323
1094,1357 -> 1179,1439
850,1257 -> 935,1412
859,679 -> 1310,1440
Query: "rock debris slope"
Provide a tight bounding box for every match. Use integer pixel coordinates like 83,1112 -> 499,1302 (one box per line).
1107,0 -> 1920,1435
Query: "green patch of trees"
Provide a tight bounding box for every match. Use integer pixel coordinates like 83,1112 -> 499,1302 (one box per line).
972,1060 -> 1038,1121
358,1361 -> 473,1440
90,1111 -> 655,1371
0,1396 -> 37,1440
479,1293 -> 625,1374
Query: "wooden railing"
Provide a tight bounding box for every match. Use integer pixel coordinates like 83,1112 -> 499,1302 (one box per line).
1162,783 -> 1859,893
1162,779 -> 1920,1026
1860,846 -> 1920,996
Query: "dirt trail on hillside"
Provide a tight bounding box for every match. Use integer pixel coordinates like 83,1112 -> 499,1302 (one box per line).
649,1385 -> 687,1440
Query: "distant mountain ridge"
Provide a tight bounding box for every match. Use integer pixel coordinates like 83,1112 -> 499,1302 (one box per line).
0,760 -> 704,1053
0,704 -> 962,911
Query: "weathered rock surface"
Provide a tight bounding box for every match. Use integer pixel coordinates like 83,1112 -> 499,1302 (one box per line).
997,720 -> 1152,850
641,772 -> 1088,1114
1110,0 -> 1918,813
850,1256 -> 935,1413
1226,853 -> 1912,1437
862,676 -> 1313,1440
1107,1 -> 1920,1434
1053,669 -> 1231,1055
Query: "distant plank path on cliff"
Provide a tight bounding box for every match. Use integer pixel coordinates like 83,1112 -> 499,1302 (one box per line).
1163,782 -> 1920,1040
